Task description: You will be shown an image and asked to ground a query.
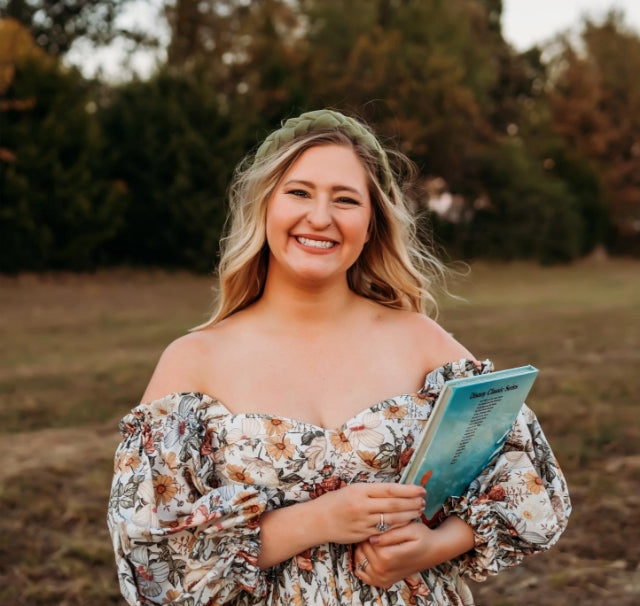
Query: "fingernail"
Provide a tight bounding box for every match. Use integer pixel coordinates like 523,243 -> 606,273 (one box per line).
370,535 -> 380,545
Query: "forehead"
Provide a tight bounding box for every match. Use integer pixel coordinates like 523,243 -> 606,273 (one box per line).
283,144 -> 369,189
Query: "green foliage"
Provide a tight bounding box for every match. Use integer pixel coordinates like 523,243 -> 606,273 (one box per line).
0,58 -> 124,271
97,68 -> 245,272
545,147 -> 609,255
549,10 -> 640,252
300,0 -> 498,184
458,140 -> 585,264
1,1 -> 636,271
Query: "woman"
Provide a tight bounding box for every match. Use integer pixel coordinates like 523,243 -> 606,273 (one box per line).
108,109 -> 571,605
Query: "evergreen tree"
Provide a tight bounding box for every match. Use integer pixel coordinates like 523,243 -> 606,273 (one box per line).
549,11 -> 640,253
98,68 -> 246,271
0,20 -> 123,271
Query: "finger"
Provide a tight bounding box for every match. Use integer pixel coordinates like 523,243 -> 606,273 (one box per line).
354,550 -> 374,582
366,483 -> 426,498
370,523 -> 421,546
365,506 -> 423,536
370,495 -> 425,517
369,509 -> 419,533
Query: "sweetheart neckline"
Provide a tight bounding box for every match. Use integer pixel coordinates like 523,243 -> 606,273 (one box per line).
139,358 -> 488,433
184,391 -> 419,433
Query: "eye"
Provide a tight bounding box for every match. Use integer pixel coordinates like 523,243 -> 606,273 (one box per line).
335,196 -> 360,206
287,189 -> 310,199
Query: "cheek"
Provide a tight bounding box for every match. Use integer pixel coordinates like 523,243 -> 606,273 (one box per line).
265,202 -> 293,250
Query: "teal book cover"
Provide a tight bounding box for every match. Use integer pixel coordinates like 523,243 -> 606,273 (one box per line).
401,365 -> 539,521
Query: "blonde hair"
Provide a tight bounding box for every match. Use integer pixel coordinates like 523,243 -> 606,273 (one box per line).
195,119 -> 447,329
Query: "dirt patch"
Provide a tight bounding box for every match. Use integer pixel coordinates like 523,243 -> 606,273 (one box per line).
2,265 -> 639,605
1,422 -> 121,482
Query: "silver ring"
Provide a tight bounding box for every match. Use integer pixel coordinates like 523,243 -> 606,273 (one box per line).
376,513 -> 389,533
357,557 -> 369,572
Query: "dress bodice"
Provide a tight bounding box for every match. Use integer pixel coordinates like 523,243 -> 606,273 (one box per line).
108,358 -> 571,606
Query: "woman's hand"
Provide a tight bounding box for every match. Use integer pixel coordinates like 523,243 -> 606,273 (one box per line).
353,516 -> 475,588
315,482 -> 426,545
257,482 -> 425,569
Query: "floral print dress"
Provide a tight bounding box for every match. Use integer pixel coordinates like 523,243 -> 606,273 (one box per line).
107,359 -> 571,606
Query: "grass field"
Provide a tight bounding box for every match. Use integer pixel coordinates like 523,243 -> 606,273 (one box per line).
1,260 -> 639,605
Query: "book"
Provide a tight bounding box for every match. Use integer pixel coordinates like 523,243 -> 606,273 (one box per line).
400,365 -> 539,522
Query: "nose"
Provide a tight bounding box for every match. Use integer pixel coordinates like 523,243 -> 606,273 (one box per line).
306,197 -> 332,229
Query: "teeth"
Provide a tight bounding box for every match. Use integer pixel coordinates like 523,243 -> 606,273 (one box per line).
296,236 -> 336,249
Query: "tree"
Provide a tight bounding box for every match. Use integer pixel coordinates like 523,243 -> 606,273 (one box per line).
0,20 -> 124,270
98,67 -> 246,271
549,11 -> 640,252
292,0 -> 499,188
0,0 -> 137,56
461,140 -> 586,263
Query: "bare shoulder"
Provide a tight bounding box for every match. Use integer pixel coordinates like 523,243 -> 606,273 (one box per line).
140,328 -> 223,403
375,305 -> 476,371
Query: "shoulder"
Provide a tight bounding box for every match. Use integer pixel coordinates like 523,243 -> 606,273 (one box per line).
371,305 -> 476,370
140,328 -> 222,403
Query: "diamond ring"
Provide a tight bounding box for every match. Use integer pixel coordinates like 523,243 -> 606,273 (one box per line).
376,512 -> 389,533
357,556 -> 369,572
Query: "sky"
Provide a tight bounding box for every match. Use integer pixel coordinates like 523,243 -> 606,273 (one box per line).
65,0 -> 640,81
502,0 -> 640,50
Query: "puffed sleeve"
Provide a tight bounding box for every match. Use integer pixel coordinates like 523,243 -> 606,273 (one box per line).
443,401 -> 571,581
107,393 -> 270,605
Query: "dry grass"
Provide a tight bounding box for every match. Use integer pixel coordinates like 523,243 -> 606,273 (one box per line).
1,260 -> 639,605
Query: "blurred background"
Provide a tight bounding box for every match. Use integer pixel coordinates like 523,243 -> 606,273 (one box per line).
0,1 -> 639,605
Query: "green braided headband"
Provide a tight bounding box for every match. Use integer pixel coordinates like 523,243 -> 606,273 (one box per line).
255,109 -> 393,194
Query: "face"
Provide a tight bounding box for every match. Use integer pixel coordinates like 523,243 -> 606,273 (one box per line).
265,144 -> 372,287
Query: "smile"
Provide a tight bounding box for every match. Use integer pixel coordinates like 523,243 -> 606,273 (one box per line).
296,236 -> 336,249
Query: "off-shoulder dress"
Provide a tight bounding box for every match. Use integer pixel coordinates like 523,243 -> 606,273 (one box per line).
107,359 -> 571,605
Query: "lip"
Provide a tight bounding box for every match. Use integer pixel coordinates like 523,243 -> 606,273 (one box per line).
292,234 -> 339,251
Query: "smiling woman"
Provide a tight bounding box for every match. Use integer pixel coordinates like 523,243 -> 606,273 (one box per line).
264,145 -> 372,287
106,109 -> 571,606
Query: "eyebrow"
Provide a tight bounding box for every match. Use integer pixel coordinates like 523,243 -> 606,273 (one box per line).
283,179 -> 364,196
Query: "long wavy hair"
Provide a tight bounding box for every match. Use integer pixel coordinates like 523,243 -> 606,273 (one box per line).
194,129 -> 446,329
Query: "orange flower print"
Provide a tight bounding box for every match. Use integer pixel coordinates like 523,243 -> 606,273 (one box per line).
141,423 -> 155,455
265,435 -> 295,460
320,476 -> 344,492
153,474 -> 178,505
487,484 -> 506,501
383,403 -> 407,420
329,431 -> 352,453
163,451 -> 179,475
226,464 -> 255,484
149,399 -> 170,417
114,450 -> 141,473
524,471 -> 545,494
398,447 -> 415,471
263,417 -> 293,436
295,549 -> 313,572
412,391 -> 434,404
356,450 -> 382,469
341,580 -> 352,601
343,413 -> 384,449
403,573 -> 431,599
200,430 -> 213,456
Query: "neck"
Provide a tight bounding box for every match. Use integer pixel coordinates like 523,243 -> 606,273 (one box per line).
257,273 -> 360,328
